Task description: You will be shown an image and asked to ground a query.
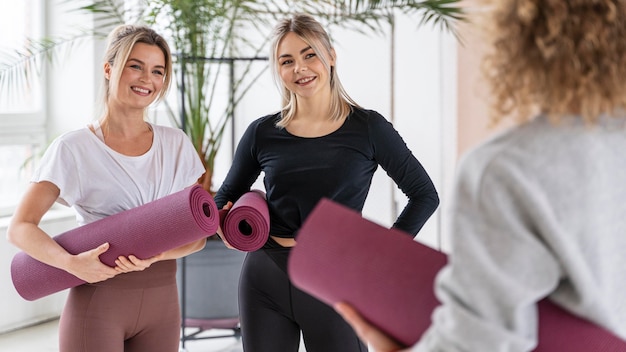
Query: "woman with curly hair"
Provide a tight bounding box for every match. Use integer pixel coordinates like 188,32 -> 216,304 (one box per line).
335,0 -> 626,351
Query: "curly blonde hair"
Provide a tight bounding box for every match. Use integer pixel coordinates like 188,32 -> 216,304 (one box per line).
481,0 -> 626,125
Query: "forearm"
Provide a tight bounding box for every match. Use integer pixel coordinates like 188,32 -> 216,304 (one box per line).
7,220 -> 75,273
393,191 -> 440,236
159,237 -> 207,261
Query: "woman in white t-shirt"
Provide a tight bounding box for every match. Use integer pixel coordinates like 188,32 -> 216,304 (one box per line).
7,24 -> 206,352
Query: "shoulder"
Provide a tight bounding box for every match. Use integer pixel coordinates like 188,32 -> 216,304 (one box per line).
242,112 -> 282,138
251,112 -> 282,129
150,123 -> 197,148
347,107 -> 388,124
36,127 -> 96,174
346,107 -> 396,134
461,114 -> 615,184
55,127 -> 92,143
47,127 -> 94,152
456,119 -> 543,194
150,123 -> 187,139
460,115 -> 563,171
345,107 -> 401,143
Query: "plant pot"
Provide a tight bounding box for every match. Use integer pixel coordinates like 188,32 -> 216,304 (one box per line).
177,239 -> 246,330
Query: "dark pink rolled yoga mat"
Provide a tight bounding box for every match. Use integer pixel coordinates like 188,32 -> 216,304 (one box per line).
288,198 -> 626,351
219,190 -> 269,252
11,184 -> 219,301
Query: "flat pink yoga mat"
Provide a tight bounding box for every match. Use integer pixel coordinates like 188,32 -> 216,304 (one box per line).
11,184 -> 219,301
288,198 -> 626,351
219,190 -> 269,252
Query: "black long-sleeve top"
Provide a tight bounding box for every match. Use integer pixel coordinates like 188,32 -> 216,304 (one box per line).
214,107 -> 439,238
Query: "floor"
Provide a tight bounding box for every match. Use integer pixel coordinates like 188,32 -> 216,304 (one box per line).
0,319 -> 244,352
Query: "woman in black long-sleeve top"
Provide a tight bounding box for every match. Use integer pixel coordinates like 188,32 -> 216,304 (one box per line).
213,13 -> 439,352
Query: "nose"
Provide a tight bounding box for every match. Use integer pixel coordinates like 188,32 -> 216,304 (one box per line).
139,69 -> 149,82
295,61 -> 307,74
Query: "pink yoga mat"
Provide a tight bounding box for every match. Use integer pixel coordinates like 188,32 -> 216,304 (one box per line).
11,184 -> 219,301
219,190 -> 269,252
288,198 -> 626,351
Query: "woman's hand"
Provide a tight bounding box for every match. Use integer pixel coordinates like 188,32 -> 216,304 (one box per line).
67,242 -> 120,283
217,201 -> 236,249
114,252 -> 164,273
335,302 -> 409,352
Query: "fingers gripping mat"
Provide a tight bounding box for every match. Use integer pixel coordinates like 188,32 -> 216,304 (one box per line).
11,184 -> 219,301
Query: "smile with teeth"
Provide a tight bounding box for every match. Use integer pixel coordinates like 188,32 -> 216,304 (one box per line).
132,86 -> 151,94
296,76 -> 315,84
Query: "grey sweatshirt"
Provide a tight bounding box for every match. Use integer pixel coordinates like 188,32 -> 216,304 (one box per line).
413,115 -> 626,351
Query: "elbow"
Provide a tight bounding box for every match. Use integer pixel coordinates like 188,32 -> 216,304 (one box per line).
431,191 -> 440,212
6,221 -> 21,248
5,228 -> 14,246
419,187 -> 440,216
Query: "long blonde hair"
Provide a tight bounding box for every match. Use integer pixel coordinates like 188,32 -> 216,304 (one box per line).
98,24 -> 173,118
269,14 -> 360,128
481,0 -> 626,125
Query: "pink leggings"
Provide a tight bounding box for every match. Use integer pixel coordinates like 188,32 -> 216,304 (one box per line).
58,260 -> 181,352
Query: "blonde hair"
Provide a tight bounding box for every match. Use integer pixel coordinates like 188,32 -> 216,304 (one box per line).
98,24 -> 173,118
269,13 -> 360,128
481,0 -> 626,125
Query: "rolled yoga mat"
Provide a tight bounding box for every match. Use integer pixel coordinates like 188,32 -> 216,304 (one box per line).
218,190 -> 269,252
11,184 -> 219,301
288,198 -> 626,351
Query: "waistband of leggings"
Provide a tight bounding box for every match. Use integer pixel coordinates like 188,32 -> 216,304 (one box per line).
86,259 -> 176,289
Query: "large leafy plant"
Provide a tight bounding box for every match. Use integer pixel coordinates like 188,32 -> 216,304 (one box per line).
0,0 -> 463,192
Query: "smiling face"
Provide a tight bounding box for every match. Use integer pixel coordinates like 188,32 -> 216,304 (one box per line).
276,32 -> 334,101
105,42 -> 166,110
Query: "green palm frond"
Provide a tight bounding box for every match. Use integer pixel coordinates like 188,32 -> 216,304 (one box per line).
0,34 -> 93,105
351,0 -> 464,37
69,0 -> 132,33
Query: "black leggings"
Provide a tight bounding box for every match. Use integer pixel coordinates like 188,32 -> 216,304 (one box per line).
239,243 -> 367,352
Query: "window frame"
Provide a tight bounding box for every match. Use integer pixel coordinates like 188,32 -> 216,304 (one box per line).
0,0 -> 48,216
0,0 -> 48,145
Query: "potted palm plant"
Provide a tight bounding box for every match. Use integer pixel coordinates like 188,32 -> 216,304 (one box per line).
0,0 -> 463,193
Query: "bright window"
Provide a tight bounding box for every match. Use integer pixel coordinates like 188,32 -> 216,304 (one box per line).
0,0 -> 44,114
0,0 -> 46,217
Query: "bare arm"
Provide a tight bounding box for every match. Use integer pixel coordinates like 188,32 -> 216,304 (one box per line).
7,181 -> 119,283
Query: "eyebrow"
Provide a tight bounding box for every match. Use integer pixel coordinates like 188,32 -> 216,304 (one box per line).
127,58 -> 166,70
278,46 -> 313,59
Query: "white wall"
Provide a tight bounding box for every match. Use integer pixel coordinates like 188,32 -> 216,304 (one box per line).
389,15 -> 458,251
46,1 -> 101,140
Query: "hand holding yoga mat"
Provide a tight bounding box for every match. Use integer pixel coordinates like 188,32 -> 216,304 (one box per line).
219,190 -> 270,252
288,198 -> 626,351
11,184 -> 219,301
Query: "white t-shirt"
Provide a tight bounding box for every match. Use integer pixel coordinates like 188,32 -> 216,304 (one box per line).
32,122 -> 205,226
